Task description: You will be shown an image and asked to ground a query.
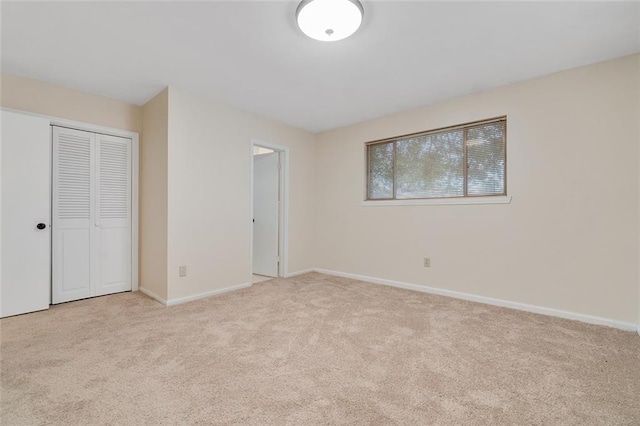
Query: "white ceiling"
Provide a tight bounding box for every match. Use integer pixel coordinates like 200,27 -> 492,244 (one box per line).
2,1 -> 638,132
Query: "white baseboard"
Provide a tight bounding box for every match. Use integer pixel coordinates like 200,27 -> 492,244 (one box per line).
165,282 -> 252,306
139,287 -> 168,306
285,268 -> 315,278
314,268 -> 638,333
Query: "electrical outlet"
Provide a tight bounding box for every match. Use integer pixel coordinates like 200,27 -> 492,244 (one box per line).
423,257 -> 431,268
179,266 -> 187,277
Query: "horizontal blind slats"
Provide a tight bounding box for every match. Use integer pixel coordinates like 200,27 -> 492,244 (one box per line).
395,130 -> 464,199
466,122 -> 506,196
368,142 -> 394,199
366,118 -> 506,200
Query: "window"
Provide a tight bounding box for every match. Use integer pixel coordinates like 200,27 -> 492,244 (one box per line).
366,117 -> 506,200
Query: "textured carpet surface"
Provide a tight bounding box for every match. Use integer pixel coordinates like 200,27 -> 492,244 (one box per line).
1,272 -> 639,425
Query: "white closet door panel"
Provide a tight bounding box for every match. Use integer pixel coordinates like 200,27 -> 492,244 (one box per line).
55,229 -> 91,292
0,110 -> 51,317
52,128 -> 132,303
96,227 -> 130,295
95,133 -> 131,296
52,127 -> 94,304
253,152 -> 279,278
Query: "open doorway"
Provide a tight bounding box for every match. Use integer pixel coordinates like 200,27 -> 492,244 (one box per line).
250,140 -> 288,285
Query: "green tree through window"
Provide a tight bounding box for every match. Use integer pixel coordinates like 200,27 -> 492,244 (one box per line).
367,118 -> 506,200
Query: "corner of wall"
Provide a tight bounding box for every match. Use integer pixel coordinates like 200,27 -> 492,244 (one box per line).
140,89 -> 169,301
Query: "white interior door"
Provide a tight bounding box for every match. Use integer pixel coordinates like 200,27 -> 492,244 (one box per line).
52,127 -> 94,304
0,111 -> 52,317
253,152 -> 279,277
52,127 -> 132,304
95,133 -> 131,296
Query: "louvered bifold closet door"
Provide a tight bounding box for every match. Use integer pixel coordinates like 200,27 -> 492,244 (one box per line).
94,134 -> 132,296
53,128 -> 132,304
52,127 -> 95,304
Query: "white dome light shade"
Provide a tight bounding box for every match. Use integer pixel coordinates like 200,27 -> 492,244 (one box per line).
296,0 -> 364,42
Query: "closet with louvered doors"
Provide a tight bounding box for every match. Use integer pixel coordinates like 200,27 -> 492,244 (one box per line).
52,126 -> 132,304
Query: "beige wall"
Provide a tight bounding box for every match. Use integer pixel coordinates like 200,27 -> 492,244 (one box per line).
166,88 -> 316,301
316,54 -> 640,325
140,89 -> 169,300
1,74 -> 142,133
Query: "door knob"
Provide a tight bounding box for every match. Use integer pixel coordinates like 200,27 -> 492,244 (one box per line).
36,223 -> 46,230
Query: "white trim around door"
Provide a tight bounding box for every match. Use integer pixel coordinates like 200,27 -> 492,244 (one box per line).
249,138 -> 290,284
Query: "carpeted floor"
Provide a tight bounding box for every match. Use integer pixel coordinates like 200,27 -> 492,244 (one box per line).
1,272 -> 639,425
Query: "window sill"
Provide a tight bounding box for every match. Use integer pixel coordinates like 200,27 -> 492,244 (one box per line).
361,196 -> 512,207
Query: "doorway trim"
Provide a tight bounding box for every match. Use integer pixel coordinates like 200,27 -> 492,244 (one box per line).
249,138 -> 289,283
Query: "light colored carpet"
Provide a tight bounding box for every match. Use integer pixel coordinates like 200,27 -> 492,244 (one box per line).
1,272 -> 639,425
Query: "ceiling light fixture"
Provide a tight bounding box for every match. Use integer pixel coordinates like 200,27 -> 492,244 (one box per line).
296,0 -> 364,42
